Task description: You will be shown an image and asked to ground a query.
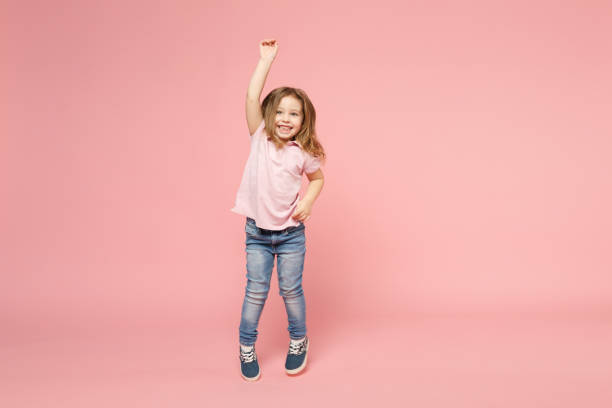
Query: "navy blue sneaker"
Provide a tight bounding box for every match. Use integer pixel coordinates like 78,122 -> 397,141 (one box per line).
240,344 -> 260,381
285,336 -> 309,375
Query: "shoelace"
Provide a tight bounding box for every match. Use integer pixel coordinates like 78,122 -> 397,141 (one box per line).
240,347 -> 256,363
288,339 -> 306,355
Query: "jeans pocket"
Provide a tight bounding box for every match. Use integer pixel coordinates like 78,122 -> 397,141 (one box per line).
245,221 -> 259,236
286,222 -> 305,235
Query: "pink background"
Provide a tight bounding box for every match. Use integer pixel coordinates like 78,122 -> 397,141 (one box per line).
2,0 -> 611,406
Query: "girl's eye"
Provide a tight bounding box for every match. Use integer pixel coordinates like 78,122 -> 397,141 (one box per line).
291,113 -> 298,116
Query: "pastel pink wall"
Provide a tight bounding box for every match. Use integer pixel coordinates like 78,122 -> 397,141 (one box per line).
2,0 -> 611,339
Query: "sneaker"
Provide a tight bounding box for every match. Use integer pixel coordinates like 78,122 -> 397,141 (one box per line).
285,336 -> 309,375
240,344 -> 260,381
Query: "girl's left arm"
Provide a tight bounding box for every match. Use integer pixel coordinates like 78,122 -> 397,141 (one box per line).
292,169 -> 324,221
303,169 -> 324,204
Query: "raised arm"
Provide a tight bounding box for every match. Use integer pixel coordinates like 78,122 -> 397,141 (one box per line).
246,39 -> 278,136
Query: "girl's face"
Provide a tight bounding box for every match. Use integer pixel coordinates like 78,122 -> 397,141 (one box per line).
274,95 -> 303,141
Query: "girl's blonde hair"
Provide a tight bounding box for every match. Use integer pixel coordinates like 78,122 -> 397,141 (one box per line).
261,87 -> 326,165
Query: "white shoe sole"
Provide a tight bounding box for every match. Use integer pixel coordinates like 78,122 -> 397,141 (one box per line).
285,339 -> 309,375
241,369 -> 261,382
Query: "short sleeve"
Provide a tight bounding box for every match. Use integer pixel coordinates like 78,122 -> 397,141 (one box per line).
303,152 -> 321,174
250,119 -> 265,139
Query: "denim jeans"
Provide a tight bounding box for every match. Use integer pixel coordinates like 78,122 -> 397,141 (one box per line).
239,217 -> 307,346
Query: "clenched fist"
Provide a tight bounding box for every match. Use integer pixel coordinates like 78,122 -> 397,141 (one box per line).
260,39 -> 278,61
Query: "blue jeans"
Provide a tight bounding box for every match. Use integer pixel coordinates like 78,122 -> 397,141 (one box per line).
239,217 -> 307,346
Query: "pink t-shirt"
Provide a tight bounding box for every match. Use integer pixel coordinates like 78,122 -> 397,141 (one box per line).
230,119 -> 321,230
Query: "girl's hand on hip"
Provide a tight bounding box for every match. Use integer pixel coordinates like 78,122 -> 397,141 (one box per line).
292,199 -> 312,222
260,39 -> 278,61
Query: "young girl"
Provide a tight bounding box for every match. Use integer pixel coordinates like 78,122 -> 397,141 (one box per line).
230,39 -> 326,381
